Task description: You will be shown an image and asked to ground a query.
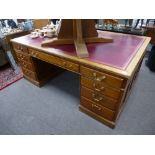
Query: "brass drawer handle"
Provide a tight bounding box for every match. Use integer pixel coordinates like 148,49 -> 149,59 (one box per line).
68,64 -> 73,68
34,53 -> 38,57
92,104 -> 101,111
93,83 -> 104,92
93,73 -> 96,77
93,73 -> 106,82
92,93 -> 103,102
17,46 -> 21,50
31,51 -> 38,57
62,62 -> 67,66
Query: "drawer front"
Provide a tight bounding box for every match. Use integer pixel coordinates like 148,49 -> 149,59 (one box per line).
81,97 -> 115,121
81,66 -> 124,89
63,61 -> 79,73
20,61 -> 34,71
81,86 -> 118,110
22,68 -> 36,80
81,76 -> 123,100
13,44 -> 28,53
29,49 -> 79,73
16,52 -> 31,62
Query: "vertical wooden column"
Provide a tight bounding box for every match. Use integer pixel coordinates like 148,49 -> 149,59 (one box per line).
73,19 -> 89,58
41,19 -> 113,58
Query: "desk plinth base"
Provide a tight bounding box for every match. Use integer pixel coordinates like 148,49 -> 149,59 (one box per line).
24,74 -> 55,87
79,105 -> 115,128
24,69 -> 63,87
24,75 -> 41,87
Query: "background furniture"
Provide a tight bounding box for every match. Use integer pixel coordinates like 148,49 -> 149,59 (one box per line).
32,19 -> 49,29
0,43 -> 8,67
97,19 -> 155,36
42,19 -> 113,58
143,25 -> 155,45
11,31 -> 150,128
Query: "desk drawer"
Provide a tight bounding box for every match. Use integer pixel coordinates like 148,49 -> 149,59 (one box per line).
81,66 -> 124,89
81,97 -> 115,121
29,49 -> 79,73
61,60 -> 79,73
20,61 -> 34,71
81,76 -> 123,100
13,44 -> 28,53
22,68 -> 36,80
16,52 -> 31,62
81,86 -> 118,110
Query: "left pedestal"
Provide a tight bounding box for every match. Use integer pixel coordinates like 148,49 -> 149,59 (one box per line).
12,43 -> 61,87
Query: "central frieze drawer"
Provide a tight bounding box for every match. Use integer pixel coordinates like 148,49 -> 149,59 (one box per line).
29,49 -> 79,73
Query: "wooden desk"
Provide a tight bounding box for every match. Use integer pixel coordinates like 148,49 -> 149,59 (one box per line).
11,31 -> 150,128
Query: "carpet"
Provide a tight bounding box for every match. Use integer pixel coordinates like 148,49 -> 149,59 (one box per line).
0,66 -> 23,91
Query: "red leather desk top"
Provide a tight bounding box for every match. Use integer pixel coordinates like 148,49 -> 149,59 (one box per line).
14,31 -> 145,70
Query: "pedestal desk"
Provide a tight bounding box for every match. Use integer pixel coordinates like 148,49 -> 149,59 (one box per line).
11,31 -> 150,128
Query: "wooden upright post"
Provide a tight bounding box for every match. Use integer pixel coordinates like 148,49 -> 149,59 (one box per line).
41,19 -> 113,58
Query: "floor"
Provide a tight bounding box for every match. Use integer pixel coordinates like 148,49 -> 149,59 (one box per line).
0,58 -> 155,135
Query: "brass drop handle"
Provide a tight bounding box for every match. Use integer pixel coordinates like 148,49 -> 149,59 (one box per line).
62,62 -> 67,66
92,93 -> 103,102
93,83 -> 104,92
31,51 -> 38,57
18,46 -> 23,51
34,53 -> 38,57
17,46 -> 21,50
93,73 -> 96,77
92,104 -> 101,111
96,76 -> 106,82
68,64 -> 73,68
93,73 -> 106,82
